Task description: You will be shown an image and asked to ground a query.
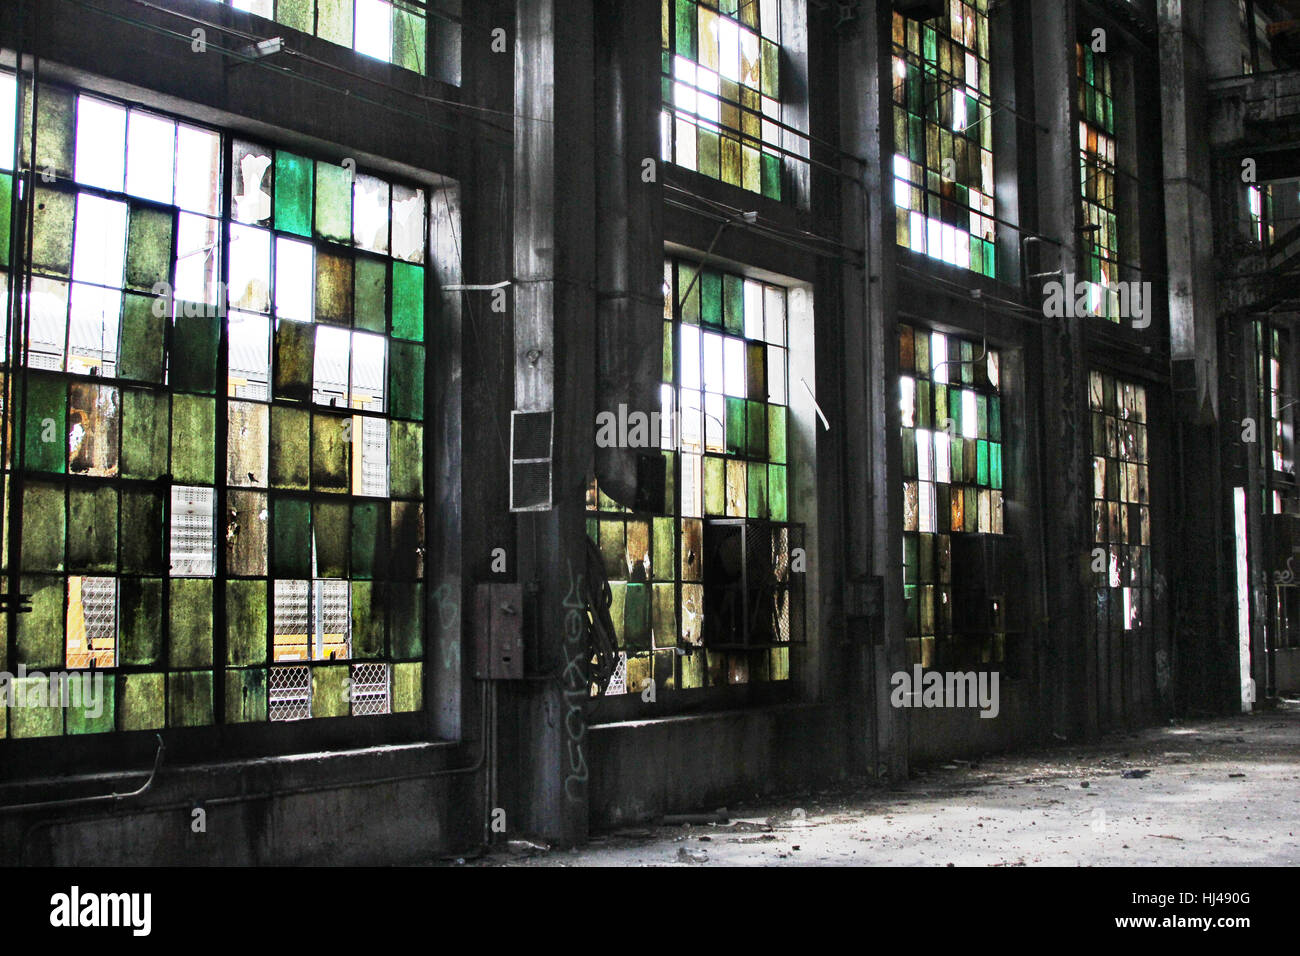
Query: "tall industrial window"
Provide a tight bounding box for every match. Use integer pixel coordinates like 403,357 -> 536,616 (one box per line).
1255,320 -> 1291,479
1248,184 -> 1275,246
891,0 -> 996,277
899,324 -> 1005,668
194,0 -> 456,76
0,72 -> 428,738
585,257 -> 800,695
661,0 -> 786,200
1089,372 -> 1150,635
1077,42 -> 1119,320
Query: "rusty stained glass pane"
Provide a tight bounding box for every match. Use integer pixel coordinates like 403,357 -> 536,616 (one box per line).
274,319 -> 315,404
68,383 -> 119,477
227,489 -> 268,576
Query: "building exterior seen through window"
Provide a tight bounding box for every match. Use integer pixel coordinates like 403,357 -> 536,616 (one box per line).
661,0 -> 785,200
585,257 -> 799,695
0,71 -> 428,737
891,0 -> 996,277
899,323 -> 1006,669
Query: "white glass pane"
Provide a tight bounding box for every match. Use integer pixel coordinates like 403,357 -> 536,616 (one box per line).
74,96 -> 126,192
72,194 -> 128,287
274,236 -> 314,321
350,330 -> 386,411
228,224 -> 271,312
175,124 -> 221,216
355,0 -> 394,61
125,110 -> 176,204
313,324 -> 351,406
67,283 -> 121,375
228,310 -> 270,399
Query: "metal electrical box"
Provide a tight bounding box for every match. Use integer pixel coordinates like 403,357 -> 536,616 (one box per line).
474,583 -> 525,680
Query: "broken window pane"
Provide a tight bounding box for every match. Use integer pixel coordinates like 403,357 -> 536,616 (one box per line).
174,213 -> 221,305
228,225 -> 271,313
390,184 -> 425,262
313,325 -> 351,407
353,173 -> 390,253
233,140 -> 273,225
125,110 -> 175,205
74,95 -> 126,192
68,382 -> 120,476
68,284 -> 121,376
350,332 -> 386,411
273,580 -> 310,661
352,415 -> 389,496
175,124 -> 222,216
228,311 -> 271,399
72,193 -> 128,286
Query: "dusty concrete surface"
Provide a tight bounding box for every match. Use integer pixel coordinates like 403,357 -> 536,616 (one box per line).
458,703 -> 1300,866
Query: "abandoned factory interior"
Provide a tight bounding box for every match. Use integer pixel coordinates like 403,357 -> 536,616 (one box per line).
0,0 -> 1296,867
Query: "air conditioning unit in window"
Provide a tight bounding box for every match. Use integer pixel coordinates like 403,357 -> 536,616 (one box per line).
949,533 -> 1022,635
701,519 -> 805,650
894,0 -> 947,20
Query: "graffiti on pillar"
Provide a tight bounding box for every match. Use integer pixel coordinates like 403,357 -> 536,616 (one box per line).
561,560 -> 589,802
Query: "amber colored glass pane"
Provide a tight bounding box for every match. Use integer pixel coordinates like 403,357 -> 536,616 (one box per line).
725,458 -> 746,515
270,406 -> 310,489
120,388 -> 169,480
273,319 -> 315,403
681,518 -> 703,581
315,250 -> 353,326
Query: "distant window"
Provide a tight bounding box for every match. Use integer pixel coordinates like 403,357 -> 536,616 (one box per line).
1077,42 -> 1120,320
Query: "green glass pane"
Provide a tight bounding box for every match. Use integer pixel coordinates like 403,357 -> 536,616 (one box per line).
315,250 -> 353,325
275,0 -> 315,32
124,204 -> 173,292
274,151 -> 314,237
309,664 -> 348,717
120,388 -> 169,480
316,0 -> 353,45
66,675 -> 114,735
392,662 -> 422,712
747,460 -> 768,518
120,577 -> 163,665
67,486 -> 117,572
769,464 -> 787,520
951,436 -> 964,482
120,490 -> 164,574
701,270 -> 722,327
976,393 -> 988,438
270,407 -> 310,489
273,319 -> 315,403
662,321 -> 674,383
315,160 -> 352,244
746,400 -> 766,458
20,483 -> 64,572
16,575 -> 62,668
311,413 -> 350,493
351,581 -> 384,658
121,672 -> 165,731
390,420 -> 423,498
313,500 -> 349,578
761,152 -> 781,200
677,261 -> 699,323
170,578 -> 213,668
977,439 -> 989,486
27,83 -> 75,179
168,670 -> 213,728
226,668 -> 267,723
351,500 -> 386,580
393,3 -> 428,73
387,582 -> 424,658
170,394 -> 214,485
354,257 -> 387,332
119,293 -> 165,383
725,396 -> 745,455
991,441 -> 1002,490
623,581 -> 651,650
761,38 -> 779,97
272,497 -> 312,578
698,128 -> 720,178
653,516 -> 674,582
10,676 -> 63,737
704,456 -> 725,514
31,187 -> 74,277
389,500 -> 423,579
389,341 -> 424,420
599,520 -> 625,581
391,262 -> 424,341
722,273 -> 744,335
172,313 -> 220,394
768,405 -> 786,464
989,396 -> 1001,441
0,174 -> 11,263
23,375 -> 66,473
227,579 -> 268,666
675,0 -> 696,57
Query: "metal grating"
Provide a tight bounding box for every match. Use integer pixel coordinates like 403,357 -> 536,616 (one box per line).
269,664 -> 311,721
350,662 -> 391,716
170,486 -> 216,576
509,410 -> 553,512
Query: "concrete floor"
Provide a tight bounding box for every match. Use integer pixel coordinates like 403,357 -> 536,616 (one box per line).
465,703 -> 1300,866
